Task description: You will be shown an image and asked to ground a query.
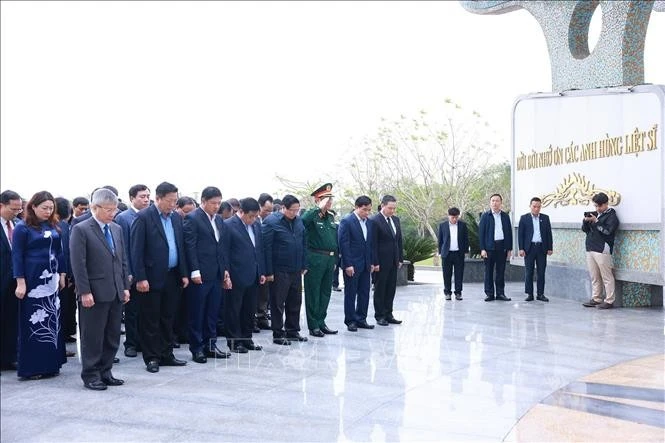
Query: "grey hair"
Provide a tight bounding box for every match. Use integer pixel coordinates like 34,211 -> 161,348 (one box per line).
92,188 -> 119,207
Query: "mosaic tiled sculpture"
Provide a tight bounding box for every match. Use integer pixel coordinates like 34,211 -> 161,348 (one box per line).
460,1 -> 664,92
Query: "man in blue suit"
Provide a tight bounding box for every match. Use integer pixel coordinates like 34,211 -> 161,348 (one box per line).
338,195 -> 376,331
183,186 -> 232,363
114,184 -> 151,358
0,190 -> 22,371
131,181 -> 189,373
478,194 -> 513,302
518,197 -> 553,302
437,207 -> 470,301
224,197 -> 266,353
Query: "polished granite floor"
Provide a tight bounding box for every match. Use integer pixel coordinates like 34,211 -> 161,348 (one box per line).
1,269 -> 663,442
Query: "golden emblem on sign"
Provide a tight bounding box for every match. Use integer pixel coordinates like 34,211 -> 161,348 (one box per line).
541,173 -> 621,208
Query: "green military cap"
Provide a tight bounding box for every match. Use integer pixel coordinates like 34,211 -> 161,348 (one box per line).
311,183 -> 334,199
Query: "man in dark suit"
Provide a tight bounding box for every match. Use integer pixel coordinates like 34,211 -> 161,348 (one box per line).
478,194 -> 513,302
69,189 -> 130,390
437,207 -> 470,301
262,194 -> 308,345
114,184 -> 151,358
370,195 -> 403,326
183,186 -> 231,363
338,195 -> 376,331
224,197 -> 266,353
131,182 -> 189,373
255,193 -> 274,332
0,190 -> 22,371
518,197 -> 553,302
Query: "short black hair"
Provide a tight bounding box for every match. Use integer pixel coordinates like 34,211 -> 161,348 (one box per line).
530,197 -> 542,204
102,185 -> 119,196
381,195 -> 396,205
177,196 -> 195,208
117,201 -> 128,212
258,193 -> 273,206
201,186 -> 222,201
1,190 -> 21,205
281,194 -> 300,210
592,192 -> 609,205
355,195 -> 372,207
490,193 -> 502,201
128,184 -> 149,199
55,197 -> 71,220
227,198 -> 240,209
240,197 -> 260,213
218,201 -> 232,214
72,196 -> 89,207
155,182 -> 178,198
448,207 -> 460,216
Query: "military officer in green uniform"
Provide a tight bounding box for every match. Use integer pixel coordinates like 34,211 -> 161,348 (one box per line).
302,183 -> 339,337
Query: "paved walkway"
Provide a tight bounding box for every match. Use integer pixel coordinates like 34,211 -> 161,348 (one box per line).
1,270 -> 663,442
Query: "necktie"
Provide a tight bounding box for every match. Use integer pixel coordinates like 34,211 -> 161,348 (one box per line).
6,220 -> 12,246
104,224 -> 115,254
247,224 -> 255,247
386,217 -> 396,235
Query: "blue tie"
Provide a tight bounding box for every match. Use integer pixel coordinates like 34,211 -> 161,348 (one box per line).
104,224 -> 115,254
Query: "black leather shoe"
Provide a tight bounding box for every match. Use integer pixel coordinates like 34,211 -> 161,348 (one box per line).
192,352 -> 207,364
84,380 -> 108,391
65,336 -> 77,343
113,357 -> 120,363
252,326 -> 261,333
161,356 -> 187,366
597,302 -> 613,309
101,376 -> 124,386
286,332 -> 308,342
484,295 -> 495,302
583,299 -> 601,307
320,325 -> 338,334
245,341 -> 263,351
525,295 -> 534,302
257,319 -> 271,330
495,295 -> 512,301
445,294 -> 452,300
172,342 -> 180,349
332,286 -> 342,292
146,360 -> 159,373
357,321 -> 375,329
232,345 -> 248,353
124,347 -> 138,358
536,295 -> 549,302
273,337 -> 291,346
347,322 -> 358,332
309,329 -> 325,337
205,347 -> 231,359
455,294 -> 463,301
387,317 -> 402,325
376,318 -> 389,326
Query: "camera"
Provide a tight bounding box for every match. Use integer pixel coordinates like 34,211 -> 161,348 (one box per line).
584,211 -> 598,218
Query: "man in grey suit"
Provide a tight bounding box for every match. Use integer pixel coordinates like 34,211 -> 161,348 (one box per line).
70,189 -> 130,391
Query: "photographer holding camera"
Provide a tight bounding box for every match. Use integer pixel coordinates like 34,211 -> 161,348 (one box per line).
581,192 -> 620,309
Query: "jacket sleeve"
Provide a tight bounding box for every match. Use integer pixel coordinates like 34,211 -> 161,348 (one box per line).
183,214 -> 198,276
69,224 -> 90,295
596,211 -> 619,236
504,213 -> 513,250
130,214 -> 147,282
262,219 -> 274,276
371,217 -> 379,267
396,218 -> 404,262
517,215 -> 526,251
338,218 -> 351,269
11,224 -> 27,279
478,213 -> 488,251
437,223 -> 443,254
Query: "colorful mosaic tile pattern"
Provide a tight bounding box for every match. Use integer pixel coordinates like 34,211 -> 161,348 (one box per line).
551,229 -> 660,273
621,281 -> 654,307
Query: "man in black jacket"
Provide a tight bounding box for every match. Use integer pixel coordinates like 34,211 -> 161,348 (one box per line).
581,192 -> 620,309
518,197 -> 553,302
438,207 -> 469,301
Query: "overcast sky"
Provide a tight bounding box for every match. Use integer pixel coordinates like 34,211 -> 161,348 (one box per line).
1,1 -> 663,201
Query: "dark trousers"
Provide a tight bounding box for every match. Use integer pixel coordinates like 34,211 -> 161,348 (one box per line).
217,289 -> 227,334
123,286 -> 140,350
256,283 -> 270,320
59,282 -> 77,337
138,271 -> 180,364
271,271 -> 303,336
0,280 -> 18,368
187,280 -> 222,354
343,267 -> 371,325
225,283 -> 258,349
442,251 -> 465,295
79,298 -> 122,383
524,243 -> 547,296
332,258 -> 341,288
484,240 -> 507,296
373,263 -> 397,320
173,286 -> 188,343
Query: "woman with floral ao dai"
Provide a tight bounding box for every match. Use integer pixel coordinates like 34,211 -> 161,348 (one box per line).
12,191 -> 67,379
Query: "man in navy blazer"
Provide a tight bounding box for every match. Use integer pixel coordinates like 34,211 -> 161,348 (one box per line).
437,207 -> 470,301
370,195 -> 404,325
114,184 -> 151,358
0,190 -> 22,371
478,194 -> 513,302
183,186 -> 231,363
338,195 -> 376,331
224,197 -> 266,353
131,182 -> 189,373
518,197 -> 553,302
